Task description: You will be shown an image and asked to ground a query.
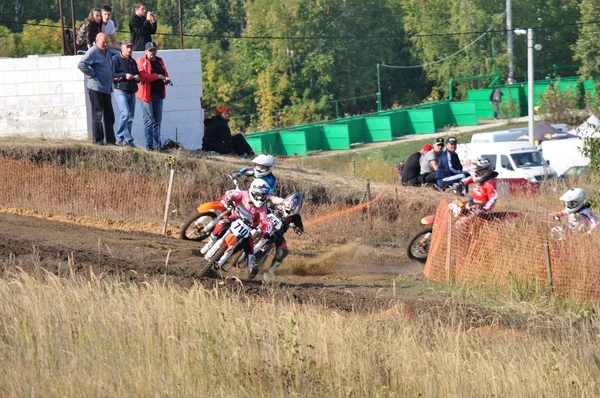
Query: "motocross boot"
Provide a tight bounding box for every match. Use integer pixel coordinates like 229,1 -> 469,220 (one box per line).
267,261 -> 281,277
200,234 -> 217,255
247,254 -> 259,279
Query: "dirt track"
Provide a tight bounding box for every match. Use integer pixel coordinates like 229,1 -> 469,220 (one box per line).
0,213 -> 436,314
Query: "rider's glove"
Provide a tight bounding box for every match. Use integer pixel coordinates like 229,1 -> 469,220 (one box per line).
295,227 -> 303,236
551,211 -> 562,221
231,172 -> 241,180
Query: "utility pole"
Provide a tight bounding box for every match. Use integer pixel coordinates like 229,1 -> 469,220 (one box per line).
506,0 -> 514,83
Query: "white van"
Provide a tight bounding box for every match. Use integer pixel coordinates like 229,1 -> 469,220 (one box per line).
456,142 -> 556,183
470,130 -> 523,144
539,138 -> 590,177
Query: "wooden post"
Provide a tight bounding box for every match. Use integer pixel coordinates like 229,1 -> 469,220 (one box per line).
161,168 -> 176,235
544,242 -> 553,292
352,159 -> 356,175
366,179 -> 372,231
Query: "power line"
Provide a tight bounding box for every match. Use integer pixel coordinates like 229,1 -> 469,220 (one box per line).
380,26 -> 493,69
0,19 -> 596,41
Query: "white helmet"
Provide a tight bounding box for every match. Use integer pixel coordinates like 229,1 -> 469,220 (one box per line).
248,178 -> 271,207
252,154 -> 275,178
559,188 -> 585,214
472,157 -> 494,183
282,192 -> 304,217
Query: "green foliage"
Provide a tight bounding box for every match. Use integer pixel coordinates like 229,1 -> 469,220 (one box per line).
573,0 -> 600,80
0,26 -> 17,57
538,82 -> 584,125
16,19 -> 62,56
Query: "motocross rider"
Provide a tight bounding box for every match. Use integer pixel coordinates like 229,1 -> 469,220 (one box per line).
552,188 -> 599,233
461,157 -> 498,215
263,192 -> 304,278
200,178 -> 273,278
231,154 -> 277,195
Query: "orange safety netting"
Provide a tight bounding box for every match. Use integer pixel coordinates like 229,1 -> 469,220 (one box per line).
423,200 -> 600,301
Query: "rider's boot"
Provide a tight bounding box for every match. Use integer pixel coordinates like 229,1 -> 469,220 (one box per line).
247,254 -> 259,279
267,261 -> 281,277
200,234 -> 217,255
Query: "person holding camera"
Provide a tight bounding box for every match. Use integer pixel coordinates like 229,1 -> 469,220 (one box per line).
137,42 -> 171,151
129,1 -> 157,51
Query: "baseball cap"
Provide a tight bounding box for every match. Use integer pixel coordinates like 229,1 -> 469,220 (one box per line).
448,137 -> 458,144
422,144 -> 433,151
434,137 -> 444,145
145,42 -> 158,50
121,39 -> 133,47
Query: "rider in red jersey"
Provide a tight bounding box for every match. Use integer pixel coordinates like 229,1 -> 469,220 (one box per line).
462,157 -> 499,214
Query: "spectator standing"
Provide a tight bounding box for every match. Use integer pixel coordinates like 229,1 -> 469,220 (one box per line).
436,136 -> 467,188
78,33 -> 116,146
101,5 -> 120,53
137,41 -> 170,151
489,88 -> 503,120
420,137 -> 444,184
113,39 -> 140,147
401,144 -> 432,185
76,8 -> 102,53
202,106 -> 234,154
129,2 -> 157,52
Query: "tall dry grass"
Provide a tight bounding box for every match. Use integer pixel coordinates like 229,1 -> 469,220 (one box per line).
0,269 -> 598,397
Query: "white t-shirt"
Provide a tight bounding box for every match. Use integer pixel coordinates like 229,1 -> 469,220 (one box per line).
102,20 -> 116,36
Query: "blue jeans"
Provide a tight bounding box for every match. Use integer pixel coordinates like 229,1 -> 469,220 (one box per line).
114,90 -> 136,144
141,93 -> 163,150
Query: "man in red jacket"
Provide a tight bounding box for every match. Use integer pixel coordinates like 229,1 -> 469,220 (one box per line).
136,41 -> 170,151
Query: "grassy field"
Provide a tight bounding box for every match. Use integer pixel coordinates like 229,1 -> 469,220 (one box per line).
0,270 -> 598,397
284,122 -> 529,184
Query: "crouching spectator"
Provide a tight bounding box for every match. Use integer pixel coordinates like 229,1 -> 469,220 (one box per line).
420,137 -> 444,184
202,106 -> 234,154
113,39 -> 140,147
401,144 -> 432,185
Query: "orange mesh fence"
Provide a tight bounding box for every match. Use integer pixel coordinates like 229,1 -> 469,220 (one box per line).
424,200 -> 600,302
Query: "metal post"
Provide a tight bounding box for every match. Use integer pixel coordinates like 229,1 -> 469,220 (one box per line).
506,0 -> 514,83
59,0 -> 66,56
70,0 -> 76,56
178,0 -> 184,49
376,64 -> 382,112
527,28 -> 535,146
366,180 -> 372,231
544,242 -> 553,292
161,168 -> 176,235
335,100 -> 339,119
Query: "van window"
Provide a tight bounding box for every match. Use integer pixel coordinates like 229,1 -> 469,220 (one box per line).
511,152 -> 544,168
480,154 -> 497,170
500,155 -> 514,171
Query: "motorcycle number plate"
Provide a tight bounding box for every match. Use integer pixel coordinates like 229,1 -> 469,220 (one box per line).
267,213 -> 283,230
231,219 -> 251,238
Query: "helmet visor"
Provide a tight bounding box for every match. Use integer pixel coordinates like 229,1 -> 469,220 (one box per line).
566,200 -> 580,209
254,164 -> 269,173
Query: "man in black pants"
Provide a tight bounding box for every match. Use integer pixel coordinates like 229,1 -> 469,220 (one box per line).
401,144 -> 432,185
77,32 -> 116,145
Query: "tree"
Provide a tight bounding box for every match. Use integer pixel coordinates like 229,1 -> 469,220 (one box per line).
573,0 -> 600,80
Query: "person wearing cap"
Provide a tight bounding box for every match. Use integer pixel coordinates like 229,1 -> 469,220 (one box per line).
136,41 -> 170,150
202,106 -> 234,154
401,144 -> 432,185
112,39 -> 140,147
436,136 -> 468,188
129,1 -> 157,51
419,137 -> 445,184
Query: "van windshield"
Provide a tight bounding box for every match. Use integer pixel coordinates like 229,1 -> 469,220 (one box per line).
510,151 -> 544,168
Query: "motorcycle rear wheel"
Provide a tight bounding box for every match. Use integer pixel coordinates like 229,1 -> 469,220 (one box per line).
180,211 -> 216,241
198,245 -> 227,278
407,228 -> 433,263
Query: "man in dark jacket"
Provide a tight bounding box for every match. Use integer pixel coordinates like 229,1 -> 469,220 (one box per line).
112,39 -> 140,147
436,136 -> 467,188
202,106 -> 234,154
401,144 -> 432,185
129,2 -> 157,51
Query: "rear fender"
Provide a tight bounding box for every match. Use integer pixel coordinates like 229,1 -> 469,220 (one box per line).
421,215 -> 436,225
197,201 -> 226,214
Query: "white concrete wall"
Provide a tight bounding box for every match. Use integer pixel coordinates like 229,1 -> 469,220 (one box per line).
0,49 -> 204,149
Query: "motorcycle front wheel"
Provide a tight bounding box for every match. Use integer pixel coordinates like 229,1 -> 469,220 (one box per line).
407,228 -> 433,263
180,211 -> 216,241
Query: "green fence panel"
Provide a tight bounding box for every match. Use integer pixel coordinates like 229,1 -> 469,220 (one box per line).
466,89 -> 494,119
277,130 -> 308,157
449,102 -> 478,126
387,109 -> 409,137
583,80 -> 596,99
244,132 -> 278,154
406,109 -> 435,134
244,134 -> 264,155
523,81 -> 551,107
322,124 -> 351,150
364,116 -> 393,142
344,118 -> 366,144
431,102 -> 451,129
298,126 -> 323,151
